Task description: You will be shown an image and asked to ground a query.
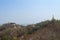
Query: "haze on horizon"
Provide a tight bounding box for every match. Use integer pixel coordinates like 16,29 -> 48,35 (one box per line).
0,0 -> 60,25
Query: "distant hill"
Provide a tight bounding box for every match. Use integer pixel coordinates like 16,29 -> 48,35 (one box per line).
0,18 -> 60,40
0,23 -> 24,31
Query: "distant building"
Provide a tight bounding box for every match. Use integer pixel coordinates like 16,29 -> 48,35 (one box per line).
32,24 -> 35,27
13,24 -> 17,29
9,23 -> 17,29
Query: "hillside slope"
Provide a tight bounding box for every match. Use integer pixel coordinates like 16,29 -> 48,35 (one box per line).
19,20 -> 60,40
0,19 -> 60,40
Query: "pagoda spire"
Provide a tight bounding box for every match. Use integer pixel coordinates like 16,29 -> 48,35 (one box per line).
51,15 -> 55,25
52,15 -> 55,20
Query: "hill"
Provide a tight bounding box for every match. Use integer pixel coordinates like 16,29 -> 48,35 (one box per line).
0,18 -> 60,40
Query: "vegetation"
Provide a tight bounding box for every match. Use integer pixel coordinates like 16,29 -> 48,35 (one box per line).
0,18 -> 60,40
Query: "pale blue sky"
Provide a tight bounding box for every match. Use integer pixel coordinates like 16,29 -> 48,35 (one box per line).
0,0 -> 60,25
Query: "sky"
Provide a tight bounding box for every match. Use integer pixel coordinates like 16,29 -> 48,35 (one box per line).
0,0 -> 60,25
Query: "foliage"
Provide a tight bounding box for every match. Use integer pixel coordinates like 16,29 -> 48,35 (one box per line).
0,19 -> 60,40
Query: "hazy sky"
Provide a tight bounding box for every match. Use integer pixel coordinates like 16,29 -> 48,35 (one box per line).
0,0 -> 60,25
